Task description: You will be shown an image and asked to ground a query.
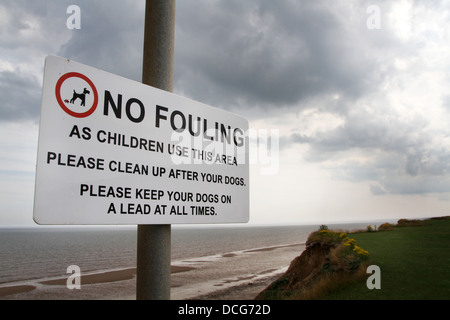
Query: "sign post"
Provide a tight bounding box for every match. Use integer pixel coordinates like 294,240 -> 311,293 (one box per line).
137,0 -> 175,300
34,0 -> 249,300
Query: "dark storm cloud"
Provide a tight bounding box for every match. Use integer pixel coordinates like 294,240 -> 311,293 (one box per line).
174,0 -> 394,111
2,0 -> 395,120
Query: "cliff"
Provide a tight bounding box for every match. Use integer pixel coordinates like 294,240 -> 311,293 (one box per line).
255,228 -> 369,300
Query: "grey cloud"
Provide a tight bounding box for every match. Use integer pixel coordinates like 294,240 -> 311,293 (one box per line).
174,0 -> 397,113
0,1 -> 71,56
291,133 -> 313,145
1,0 -> 405,122
1,1 -> 145,123
380,150 -> 450,195
0,70 -> 41,122
382,175 -> 450,195
294,106 -> 426,159
0,1 -> 76,123
1,0 -> 145,81
324,150 -> 450,196
370,184 -> 387,195
292,106 -> 450,195
3,0 -> 450,199
57,0 -> 145,82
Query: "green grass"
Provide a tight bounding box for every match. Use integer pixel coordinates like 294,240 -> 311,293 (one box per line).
320,217 -> 450,300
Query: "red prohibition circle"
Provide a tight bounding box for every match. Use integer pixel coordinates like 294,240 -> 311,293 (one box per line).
55,72 -> 98,118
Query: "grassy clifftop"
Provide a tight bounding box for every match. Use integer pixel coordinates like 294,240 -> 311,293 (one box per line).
257,216 -> 450,300
323,216 -> 450,300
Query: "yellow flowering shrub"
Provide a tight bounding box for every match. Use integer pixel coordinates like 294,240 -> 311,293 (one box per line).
308,226 -> 370,273
344,238 -> 356,248
353,245 -> 369,257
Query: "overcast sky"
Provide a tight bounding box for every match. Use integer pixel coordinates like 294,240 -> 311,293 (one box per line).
1,0 -> 450,226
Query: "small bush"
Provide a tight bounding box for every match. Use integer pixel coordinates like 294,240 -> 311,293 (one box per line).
378,222 -> 394,231
307,229 -> 369,273
307,229 -> 342,247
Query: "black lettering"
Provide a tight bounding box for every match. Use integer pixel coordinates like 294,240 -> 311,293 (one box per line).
87,157 -> 96,169
154,204 -> 166,215
104,91 -> 122,118
66,154 -> 76,167
67,126 -> 91,141
47,152 -> 57,164
220,124 -> 231,144
125,98 -> 145,123
188,114 -> 201,136
97,130 -> 106,143
82,127 -> 91,140
234,128 -> 244,147
170,110 -> 186,132
69,125 -> 81,139
190,206 -> 216,215
76,155 -> 85,168
203,119 -> 214,141
107,203 -> 116,214
80,184 -> 89,196
155,105 -> 168,127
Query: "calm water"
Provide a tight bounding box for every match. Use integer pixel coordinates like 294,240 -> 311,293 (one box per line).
0,222 -> 386,284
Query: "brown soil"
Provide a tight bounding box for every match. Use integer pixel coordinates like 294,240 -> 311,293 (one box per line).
255,242 -> 333,299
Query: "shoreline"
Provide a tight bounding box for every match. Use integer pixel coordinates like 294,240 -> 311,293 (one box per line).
0,265 -> 193,299
0,266 -> 282,301
1,243 -> 305,300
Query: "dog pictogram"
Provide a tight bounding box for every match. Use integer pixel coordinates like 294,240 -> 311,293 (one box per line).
56,72 -> 98,118
69,88 -> 90,107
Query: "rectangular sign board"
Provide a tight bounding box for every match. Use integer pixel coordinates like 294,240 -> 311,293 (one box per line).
34,55 -> 249,225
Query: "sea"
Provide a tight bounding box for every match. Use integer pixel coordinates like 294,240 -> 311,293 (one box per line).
0,221 -> 393,286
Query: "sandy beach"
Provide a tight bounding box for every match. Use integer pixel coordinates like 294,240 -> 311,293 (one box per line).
0,243 -> 305,300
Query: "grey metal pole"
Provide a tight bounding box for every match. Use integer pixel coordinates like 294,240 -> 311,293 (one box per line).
136,225 -> 171,300
136,0 -> 175,300
141,0 -> 175,92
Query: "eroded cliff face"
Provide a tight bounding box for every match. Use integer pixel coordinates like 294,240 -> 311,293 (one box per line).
256,229 -> 369,300
255,242 -> 333,300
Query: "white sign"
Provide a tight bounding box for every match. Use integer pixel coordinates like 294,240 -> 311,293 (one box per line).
34,56 -> 249,225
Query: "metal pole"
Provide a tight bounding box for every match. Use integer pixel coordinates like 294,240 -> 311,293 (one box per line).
136,225 -> 171,300
136,0 -> 175,300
